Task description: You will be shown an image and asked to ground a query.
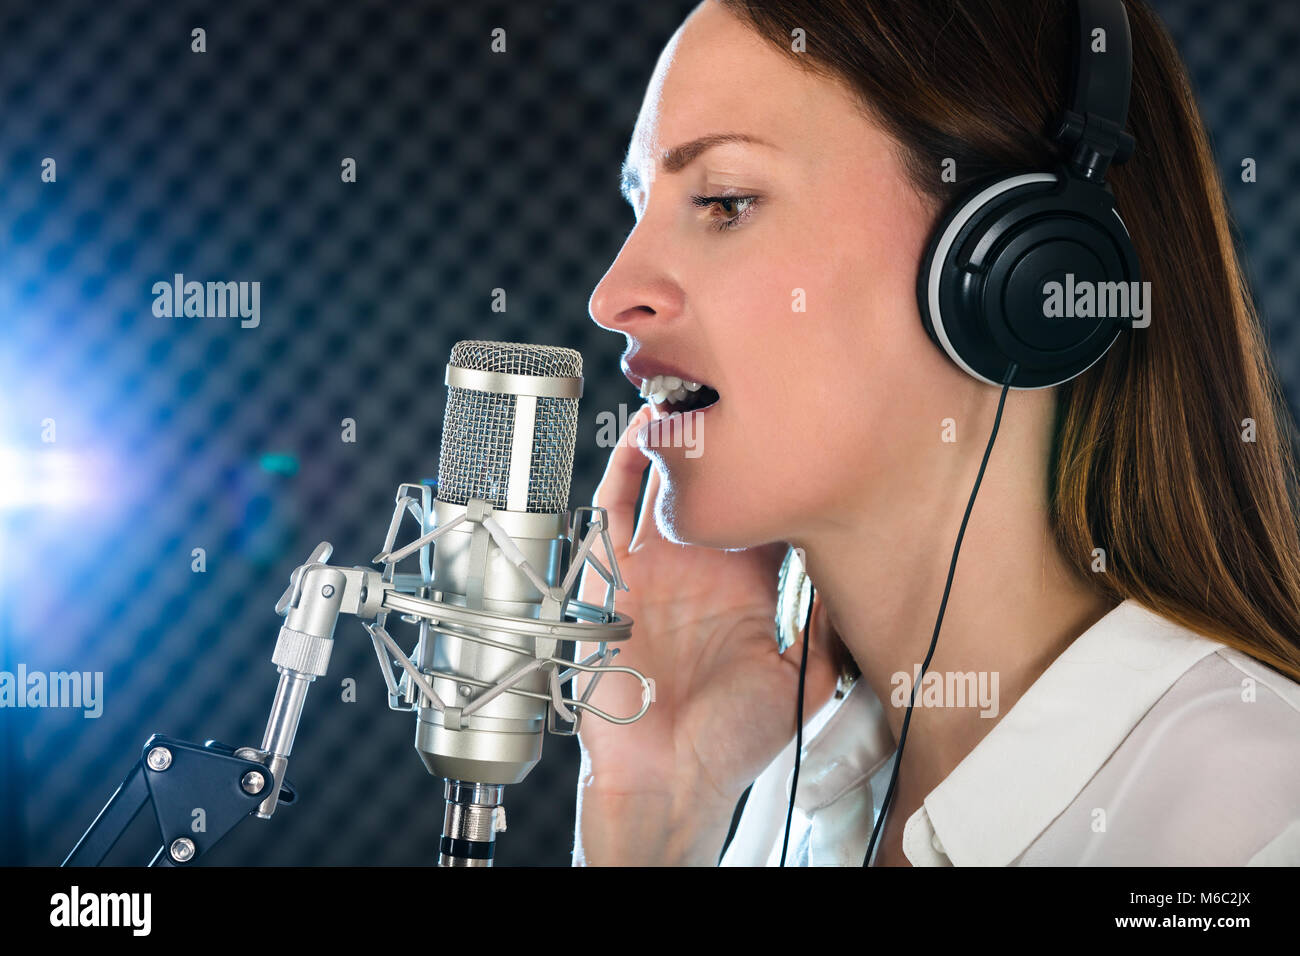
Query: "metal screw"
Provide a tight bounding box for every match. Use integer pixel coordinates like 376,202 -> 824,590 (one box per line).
146,747 -> 173,772
321,584 -> 335,598
241,771 -> 266,795
234,747 -> 261,762
169,837 -> 196,863
459,684 -> 472,696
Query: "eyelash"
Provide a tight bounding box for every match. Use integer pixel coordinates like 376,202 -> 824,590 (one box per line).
690,194 -> 760,232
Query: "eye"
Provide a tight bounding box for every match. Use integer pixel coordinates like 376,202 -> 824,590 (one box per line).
690,194 -> 760,232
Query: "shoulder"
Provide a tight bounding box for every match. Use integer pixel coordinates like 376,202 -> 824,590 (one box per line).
1206,644 -> 1300,713
1140,644 -> 1300,758
1015,606 -> 1300,866
1095,601 -> 1300,745
1108,643 -> 1300,863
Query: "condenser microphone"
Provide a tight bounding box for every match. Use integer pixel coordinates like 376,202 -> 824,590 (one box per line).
412,341 -> 585,863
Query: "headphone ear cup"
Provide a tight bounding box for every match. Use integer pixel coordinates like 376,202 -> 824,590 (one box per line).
918,171 -> 1140,389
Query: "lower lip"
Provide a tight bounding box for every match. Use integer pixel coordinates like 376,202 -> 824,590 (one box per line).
635,401 -> 718,452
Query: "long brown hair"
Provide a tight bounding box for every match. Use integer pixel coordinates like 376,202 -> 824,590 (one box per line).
722,0 -> 1300,682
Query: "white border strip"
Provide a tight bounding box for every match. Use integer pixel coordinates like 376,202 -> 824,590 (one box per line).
926,173 -> 1057,388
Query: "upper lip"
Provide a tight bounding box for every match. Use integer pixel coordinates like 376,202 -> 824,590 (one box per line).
621,351 -> 713,393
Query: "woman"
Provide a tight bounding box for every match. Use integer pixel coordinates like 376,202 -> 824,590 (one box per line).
571,0 -> 1300,866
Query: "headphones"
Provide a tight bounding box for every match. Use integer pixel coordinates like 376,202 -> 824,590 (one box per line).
917,0 -> 1140,390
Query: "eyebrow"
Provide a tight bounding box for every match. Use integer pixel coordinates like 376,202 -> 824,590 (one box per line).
619,132 -> 776,204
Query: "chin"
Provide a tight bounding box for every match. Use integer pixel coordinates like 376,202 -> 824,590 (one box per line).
644,448 -> 771,550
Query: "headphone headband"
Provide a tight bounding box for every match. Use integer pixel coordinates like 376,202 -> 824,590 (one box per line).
1055,0 -> 1137,181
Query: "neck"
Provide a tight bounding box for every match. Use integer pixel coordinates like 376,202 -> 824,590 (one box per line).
793,385 -> 1117,812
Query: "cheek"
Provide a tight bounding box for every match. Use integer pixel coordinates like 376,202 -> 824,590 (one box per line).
820,190 -> 961,413
728,198 -> 935,419
722,200 -> 958,489
671,187 -> 967,529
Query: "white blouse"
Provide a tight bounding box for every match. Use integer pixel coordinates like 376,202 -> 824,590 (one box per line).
720,599 -> 1300,866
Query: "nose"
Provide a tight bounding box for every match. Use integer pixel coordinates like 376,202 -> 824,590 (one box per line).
588,221 -> 686,335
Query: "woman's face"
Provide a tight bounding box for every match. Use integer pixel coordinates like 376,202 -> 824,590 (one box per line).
589,0 -> 968,549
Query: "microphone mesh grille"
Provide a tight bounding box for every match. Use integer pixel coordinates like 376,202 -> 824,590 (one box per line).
438,341 -> 582,513
448,340 -> 583,378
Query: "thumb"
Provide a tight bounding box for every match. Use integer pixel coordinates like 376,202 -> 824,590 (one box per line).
590,403 -> 655,557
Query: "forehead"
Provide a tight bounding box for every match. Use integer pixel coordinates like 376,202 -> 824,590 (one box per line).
625,1 -> 849,170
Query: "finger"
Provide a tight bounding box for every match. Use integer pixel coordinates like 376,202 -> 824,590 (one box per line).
591,403 -> 655,557
579,404 -> 655,672
629,448 -> 663,553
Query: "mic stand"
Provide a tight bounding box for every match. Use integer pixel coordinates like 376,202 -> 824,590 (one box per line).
65,485 -> 651,867
61,735 -> 296,867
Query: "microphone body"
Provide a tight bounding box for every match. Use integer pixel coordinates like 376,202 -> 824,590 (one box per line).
413,501 -> 568,785
413,341 -> 583,864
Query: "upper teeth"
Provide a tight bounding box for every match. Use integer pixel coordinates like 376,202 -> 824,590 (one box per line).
640,374 -> 704,404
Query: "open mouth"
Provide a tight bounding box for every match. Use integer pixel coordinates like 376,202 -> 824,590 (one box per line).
640,374 -> 721,414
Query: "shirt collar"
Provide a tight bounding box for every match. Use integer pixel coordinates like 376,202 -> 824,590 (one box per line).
784,674 -> 895,866
920,598 -> 1225,865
